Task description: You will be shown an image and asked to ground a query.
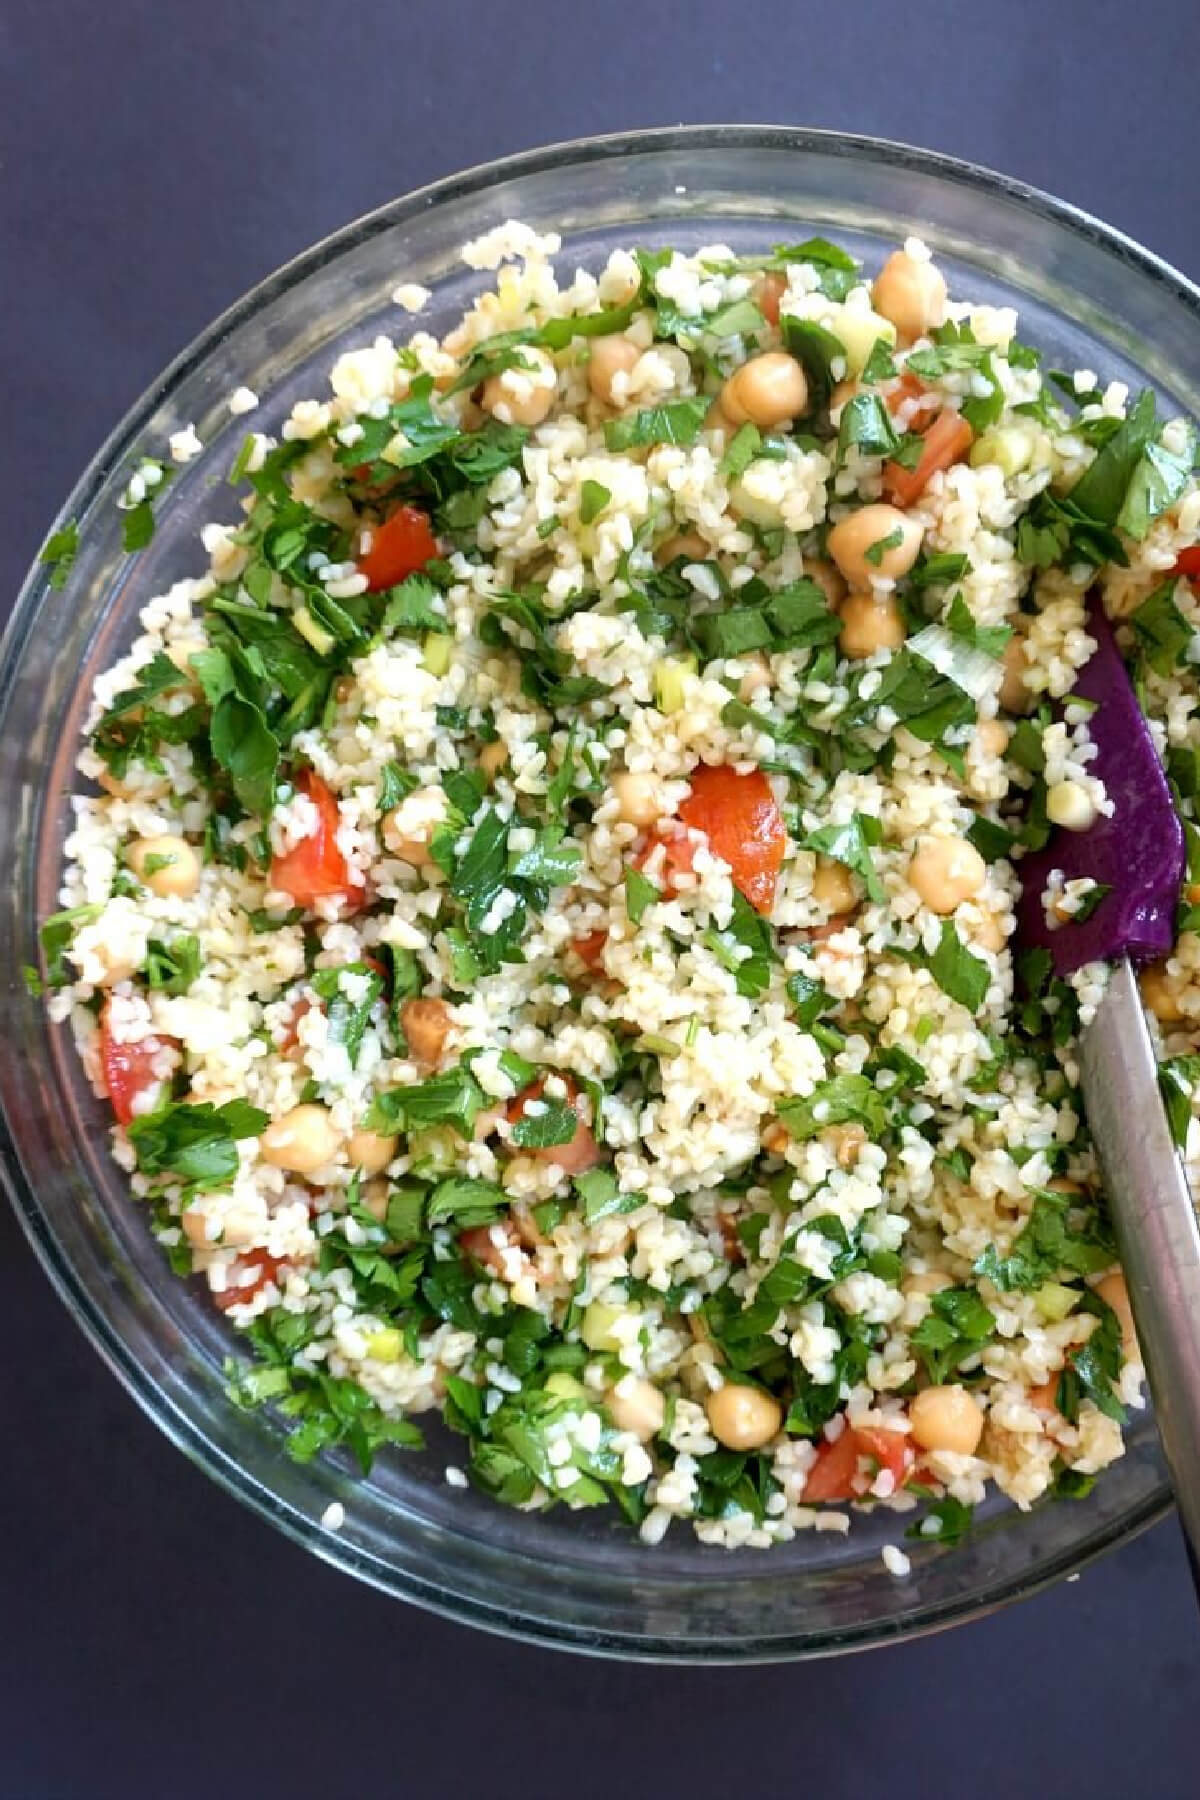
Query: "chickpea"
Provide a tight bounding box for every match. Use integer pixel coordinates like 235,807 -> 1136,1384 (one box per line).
720,352 -> 809,430
347,1128 -> 398,1175
1094,1270 -> 1140,1364
811,855 -> 858,915
606,1376 -> 665,1442
401,996 -> 452,1067
908,836 -> 987,914
480,348 -> 556,426
903,1269 -> 954,1298
656,531 -> 710,566
259,1103 -> 340,1175
909,1384 -> 985,1455
974,910 -> 1008,953
478,739 -> 509,783
737,652 -> 771,701
838,592 -> 906,660
761,1120 -> 791,1155
871,250 -> 948,344
382,802 -> 440,867
1139,961 -> 1184,1024
823,1122 -> 868,1169
181,1208 -> 213,1249
587,334 -> 641,405
999,633 -> 1033,714
611,769 -> 667,827
126,834 -> 202,899
802,557 -> 848,611
705,1383 -> 782,1451
704,398 -> 730,435
166,639 -> 207,681
1045,780 -> 1097,833
975,718 -> 1009,759
361,1179 -> 390,1223
828,504 -> 924,587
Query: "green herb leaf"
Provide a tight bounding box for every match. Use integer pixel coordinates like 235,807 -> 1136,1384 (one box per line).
1068,387 -> 1158,524
144,933 -> 202,995
910,1285 -> 995,1382
1130,579 -> 1192,675
579,480 -> 611,525
128,1098 -> 267,1187
780,317 -> 844,413
861,339 -> 898,384
803,813 -> 885,903
625,866 -> 659,925
1118,428 -> 1195,540
39,519 -> 79,589
604,398 -> 709,452
836,393 -> 900,464
366,1064 -> 485,1137
926,921 -> 990,1011
776,1074 -> 888,1142
427,1176 -> 507,1228
974,1188 -> 1114,1290
510,1100 -> 579,1150
720,422 -> 763,481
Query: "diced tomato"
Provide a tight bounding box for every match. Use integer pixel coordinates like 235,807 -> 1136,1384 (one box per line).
507,1075 -> 601,1174
883,408 -> 974,507
571,929 -> 609,969
212,1248 -> 287,1313
100,1004 -> 173,1126
1173,546 -> 1200,580
278,995 -> 314,1056
356,504 -> 438,592
269,771 -> 364,912
883,371 -> 940,432
678,763 -> 786,915
803,1423 -> 915,1502
756,272 -> 786,328
459,1220 -> 520,1275
633,828 -> 699,896
1028,1376 -> 1062,1414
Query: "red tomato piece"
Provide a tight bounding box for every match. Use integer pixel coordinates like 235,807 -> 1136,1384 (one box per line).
1173,546 -> 1200,580
677,763 -> 786,915
571,929 -> 609,969
803,1423 -> 914,1502
883,371 -> 940,433
269,771 -> 364,911
883,408 -> 974,507
459,1220 -> 520,1275
356,504 -> 438,592
756,272 -> 786,328
100,1004 -> 172,1126
507,1075 -> 601,1174
213,1248 -> 287,1313
633,829 -> 698,896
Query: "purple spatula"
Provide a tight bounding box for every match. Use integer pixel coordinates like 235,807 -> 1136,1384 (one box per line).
1015,593 -> 1184,972
1014,594 -> 1200,1558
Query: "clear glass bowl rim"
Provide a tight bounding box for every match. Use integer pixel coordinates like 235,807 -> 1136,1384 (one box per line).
3,122 -> 1193,1661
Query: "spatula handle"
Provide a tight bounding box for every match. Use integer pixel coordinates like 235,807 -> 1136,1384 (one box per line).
1079,958 -> 1200,1558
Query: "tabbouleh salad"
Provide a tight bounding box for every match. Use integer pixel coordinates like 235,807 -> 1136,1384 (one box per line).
36,220 -> 1200,1556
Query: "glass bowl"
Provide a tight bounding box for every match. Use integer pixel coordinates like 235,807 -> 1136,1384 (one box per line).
2,125 -> 1192,1661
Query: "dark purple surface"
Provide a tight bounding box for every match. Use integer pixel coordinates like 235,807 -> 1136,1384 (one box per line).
1017,596 -> 1185,975
7,3 -> 1200,1797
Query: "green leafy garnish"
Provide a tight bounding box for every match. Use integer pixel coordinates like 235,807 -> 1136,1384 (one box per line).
128,1098 -> 267,1186
604,399 -> 709,452
926,921 -> 991,1011
39,519 -> 79,589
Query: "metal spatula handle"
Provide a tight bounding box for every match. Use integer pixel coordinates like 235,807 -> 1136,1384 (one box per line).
1079,959 -> 1200,1553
